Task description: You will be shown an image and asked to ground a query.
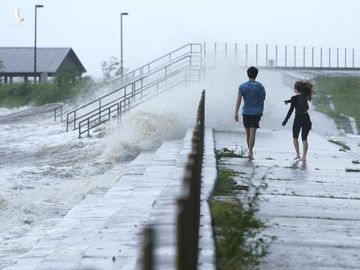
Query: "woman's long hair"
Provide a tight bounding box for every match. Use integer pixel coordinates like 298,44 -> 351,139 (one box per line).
295,80 -> 315,101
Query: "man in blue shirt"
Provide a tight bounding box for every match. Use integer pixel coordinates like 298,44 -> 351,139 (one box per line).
235,66 -> 266,160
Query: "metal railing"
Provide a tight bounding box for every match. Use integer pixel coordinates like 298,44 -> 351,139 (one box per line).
53,43 -> 202,123
141,90 -> 205,270
54,105 -> 63,122
77,67 -> 192,138
75,56 -> 200,138
63,44 -> 202,137
204,42 -> 360,70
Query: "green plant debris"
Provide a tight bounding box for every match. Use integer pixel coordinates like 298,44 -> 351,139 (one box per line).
215,147 -> 247,160
210,168 -> 271,270
345,168 -> 360,172
328,139 -> 351,151
352,160 -> 360,164
214,169 -> 248,196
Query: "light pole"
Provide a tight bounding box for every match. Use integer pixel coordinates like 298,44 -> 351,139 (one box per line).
120,12 -> 128,77
34,4 -> 44,85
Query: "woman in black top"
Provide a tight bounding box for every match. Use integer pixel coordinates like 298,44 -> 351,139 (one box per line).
282,81 -> 315,161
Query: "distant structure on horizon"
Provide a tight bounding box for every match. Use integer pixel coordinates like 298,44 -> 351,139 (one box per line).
0,47 -> 86,84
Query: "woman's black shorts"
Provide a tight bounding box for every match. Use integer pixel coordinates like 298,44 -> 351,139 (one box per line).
293,113 -> 312,140
243,114 -> 261,128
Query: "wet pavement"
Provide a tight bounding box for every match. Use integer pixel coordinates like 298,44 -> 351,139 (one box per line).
215,128 -> 360,270
4,128 -> 217,270
3,69 -> 360,269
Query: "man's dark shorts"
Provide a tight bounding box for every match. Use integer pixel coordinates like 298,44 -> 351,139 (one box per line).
243,114 -> 261,128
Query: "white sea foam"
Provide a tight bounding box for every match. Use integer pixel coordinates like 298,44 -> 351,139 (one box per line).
103,110 -> 185,161
0,106 -> 30,116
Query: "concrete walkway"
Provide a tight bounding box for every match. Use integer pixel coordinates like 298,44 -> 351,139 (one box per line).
5,137 -> 186,269
5,128 -> 217,270
215,128 -> 360,269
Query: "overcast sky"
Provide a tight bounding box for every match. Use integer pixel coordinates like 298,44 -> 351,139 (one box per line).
1,0 -> 359,77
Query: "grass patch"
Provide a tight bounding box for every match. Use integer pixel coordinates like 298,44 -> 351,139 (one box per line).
0,75 -> 95,107
314,76 -> 360,129
210,168 -> 271,270
215,147 -> 247,160
328,139 -> 351,151
215,169 -> 248,196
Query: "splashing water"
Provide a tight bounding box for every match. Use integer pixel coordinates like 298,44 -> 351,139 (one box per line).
103,110 -> 186,161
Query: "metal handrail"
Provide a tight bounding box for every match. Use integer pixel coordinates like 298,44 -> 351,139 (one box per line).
77,67 -> 191,137
54,105 -> 63,121
54,43 -> 202,121
55,43 -> 202,124
67,53 -> 201,133
68,56 -> 187,131
107,43 -> 201,86
72,56 -> 194,136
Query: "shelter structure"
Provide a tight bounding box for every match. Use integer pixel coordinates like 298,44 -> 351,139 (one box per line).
0,47 -> 86,83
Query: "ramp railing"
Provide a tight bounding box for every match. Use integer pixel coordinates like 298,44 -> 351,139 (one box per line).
61,44 -> 202,137
54,43 -> 202,122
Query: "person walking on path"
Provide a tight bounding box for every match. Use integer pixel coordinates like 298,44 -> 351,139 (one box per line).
235,66 -> 266,160
282,80 -> 315,161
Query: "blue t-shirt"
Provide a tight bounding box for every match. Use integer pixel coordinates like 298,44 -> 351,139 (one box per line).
238,80 -> 266,116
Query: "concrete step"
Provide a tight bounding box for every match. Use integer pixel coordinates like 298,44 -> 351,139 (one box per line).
77,139 -> 185,269
6,137 -> 186,270
5,151 -> 159,270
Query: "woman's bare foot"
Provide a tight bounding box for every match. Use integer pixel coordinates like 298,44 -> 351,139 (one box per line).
300,157 -> 306,161
248,151 -> 254,160
294,155 -> 300,160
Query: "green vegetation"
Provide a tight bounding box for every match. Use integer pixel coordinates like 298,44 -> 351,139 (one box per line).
215,147 -> 247,160
214,169 -> 247,196
0,71 -> 94,107
210,168 -> 271,270
328,139 -> 351,151
314,76 -> 360,129
352,160 -> 360,164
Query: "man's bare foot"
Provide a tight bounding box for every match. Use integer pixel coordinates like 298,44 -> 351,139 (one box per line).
294,155 -> 300,160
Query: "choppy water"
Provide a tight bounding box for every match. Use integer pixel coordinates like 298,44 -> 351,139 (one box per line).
0,99 -> 188,267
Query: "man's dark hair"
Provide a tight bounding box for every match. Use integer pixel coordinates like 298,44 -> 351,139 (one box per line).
247,66 -> 258,79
